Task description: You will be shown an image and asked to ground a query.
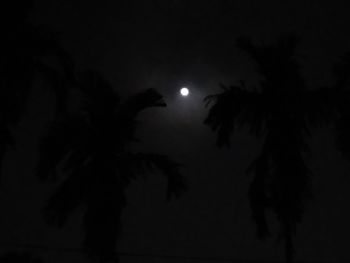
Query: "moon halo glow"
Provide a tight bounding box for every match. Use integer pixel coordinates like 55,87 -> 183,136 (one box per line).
180,87 -> 189,97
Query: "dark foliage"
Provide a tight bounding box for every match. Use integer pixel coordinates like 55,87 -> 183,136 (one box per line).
36,70 -> 186,262
204,34 -> 338,262
0,1 -> 75,182
332,53 -> 350,159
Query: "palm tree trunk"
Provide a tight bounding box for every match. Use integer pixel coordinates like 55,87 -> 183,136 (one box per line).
284,223 -> 294,263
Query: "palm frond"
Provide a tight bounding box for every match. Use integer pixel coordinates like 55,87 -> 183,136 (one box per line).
335,107 -> 350,159
43,165 -> 89,227
304,86 -> 342,127
33,27 -> 77,118
113,89 -> 166,143
0,59 -> 36,125
204,84 -> 264,146
35,61 -> 71,117
331,54 -> 350,159
36,117 -> 88,181
332,52 -> 350,89
236,34 -> 300,64
118,88 -> 166,119
0,127 -> 14,184
78,70 -> 119,105
118,153 -> 186,201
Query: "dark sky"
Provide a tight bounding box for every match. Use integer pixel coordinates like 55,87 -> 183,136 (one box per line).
1,1 -> 350,262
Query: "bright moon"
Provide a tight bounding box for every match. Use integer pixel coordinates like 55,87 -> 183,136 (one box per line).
180,87 -> 189,96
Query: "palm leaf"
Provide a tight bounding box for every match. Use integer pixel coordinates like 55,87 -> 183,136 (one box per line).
36,117 -> 88,181
204,84 -> 265,146
0,126 -> 14,183
118,152 -> 186,200
117,88 -> 166,119
304,86 -> 342,127
78,70 -> 119,115
331,54 -> 350,159
332,52 -> 350,89
43,165 -> 90,227
113,88 -> 166,143
335,107 -> 350,158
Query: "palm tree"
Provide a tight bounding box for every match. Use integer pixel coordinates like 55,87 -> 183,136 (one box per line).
1,1 -> 75,182
36,70 -> 186,263
333,53 -> 350,157
204,34 -> 338,262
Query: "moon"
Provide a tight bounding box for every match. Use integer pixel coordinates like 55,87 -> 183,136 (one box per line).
180,87 -> 189,97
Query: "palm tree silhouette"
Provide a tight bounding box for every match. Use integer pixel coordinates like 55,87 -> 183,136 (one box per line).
36,70 -> 186,263
1,1 -> 75,182
204,34 -> 338,262
333,53 -> 350,158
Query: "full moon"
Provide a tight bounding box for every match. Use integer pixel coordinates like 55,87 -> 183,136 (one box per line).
180,87 -> 189,96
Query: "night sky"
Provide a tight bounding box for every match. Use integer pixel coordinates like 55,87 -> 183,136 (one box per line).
1,1 -> 350,263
